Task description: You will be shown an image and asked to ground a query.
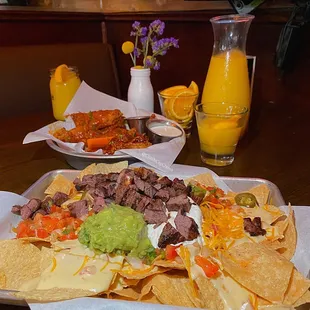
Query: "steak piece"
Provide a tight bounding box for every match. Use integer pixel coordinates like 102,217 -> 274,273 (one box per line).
93,196 -> 106,213
167,187 -> 176,198
41,197 -> 54,213
68,200 -> 89,219
136,167 -> 153,180
148,172 -> 159,184
174,210 -> 199,240
123,189 -> 141,208
116,169 -> 134,186
107,173 -> 119,182
147,199 -> 165,212
190,193 -> 203,206
134,176 -> 145,192
104,182 -> 117,198
157,176 -> 172,187
11,205 -> 22,215
155,188 -> 170,202
136,196 -> 151,213
144,183 -> 157,198
115,184 -> 129,204
172,178 -> 187,193
158,223 -> 185,248
166,194 -> 191,213
244,217 -> 266,236
31,209 -> 47,219
52,192 -> 69,206
20,199 -> 42,220
144,209 -> 168,225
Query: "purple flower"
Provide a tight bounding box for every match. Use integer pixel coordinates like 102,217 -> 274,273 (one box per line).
141,27 -> 148,36
145,58 -> 153,68
133,47 -> 141,58
154,61 -> 160,70
152,37 -> 179,55
140,36 -> 148,48
132,21 -> 140,30
149,19 -> 165,36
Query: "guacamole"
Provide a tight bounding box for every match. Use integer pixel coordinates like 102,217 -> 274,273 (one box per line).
78,204 -> 155,259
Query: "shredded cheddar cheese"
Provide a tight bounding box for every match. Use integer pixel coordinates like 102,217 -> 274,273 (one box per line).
100,260 -> 109,272
51,257 -> 57,272
73,256 -> 89,276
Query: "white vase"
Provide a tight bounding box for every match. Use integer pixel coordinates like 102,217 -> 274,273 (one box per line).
127,67 -> 154,113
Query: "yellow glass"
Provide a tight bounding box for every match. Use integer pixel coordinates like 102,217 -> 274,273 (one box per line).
195,103 -> 248,166
49,67 -> 81,121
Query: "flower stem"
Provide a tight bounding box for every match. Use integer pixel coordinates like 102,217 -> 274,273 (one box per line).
130,53 -> 135,66
143,30 -> 152,68
134,35 -> 138,66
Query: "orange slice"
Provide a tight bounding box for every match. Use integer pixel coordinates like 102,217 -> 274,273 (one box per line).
168,89 -> 196,120
160,85 -> 187,97
54,64 -> 74,83
188,81 -> 199,95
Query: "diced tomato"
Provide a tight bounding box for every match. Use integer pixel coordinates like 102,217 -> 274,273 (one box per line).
50,205 -> 60,213
36,228 -> 49,239
166,244 -> 180,260
16,221 -> 35,238
195,255 -> 219,278
61,210 -> 71,218
58,231 -> 78,241
41,217 -> 58,233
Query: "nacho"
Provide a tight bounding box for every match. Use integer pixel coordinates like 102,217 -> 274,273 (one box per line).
110,287 -> 140,300
0,240 -> 43,290
248,184 -> 270,206
44,174 -> 74,196
153,259 -> 185,270
78,162 -> 128,179
293,289 -> 310,307
118,265 -> 168,280
221,242 -> 293,303
0,270 -> 6,289
185,172 -> 217,187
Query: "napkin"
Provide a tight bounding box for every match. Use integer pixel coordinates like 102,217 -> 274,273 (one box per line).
23,82 -> 186,172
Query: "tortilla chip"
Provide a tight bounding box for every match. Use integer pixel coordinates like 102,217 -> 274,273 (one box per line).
143,273 -> 195,307
221,242 -> 293,303
293,289 -> 310,307
260,239 -> 284,251
248,184 -> 270,206
153,259 -> 185,270
78,162 -> 128,179
195,276 -> 225,310
0,240 -> 43,290
44,174 -> 74,196
118,266 -> 168,280
276,208 -> 297,260
283,268 -> 310,305
19,237 -> 52,244
184,173 -> 217,187
242,206 -> 284,227
110,287 -> 140,300
14,287 -> 95,302
0,270 -> 6,289
140,292 -> 161,304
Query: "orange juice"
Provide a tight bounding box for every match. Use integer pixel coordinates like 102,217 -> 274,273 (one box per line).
202,49 -> 250,134
50,66 -> 81,121
197,117 -> 242,155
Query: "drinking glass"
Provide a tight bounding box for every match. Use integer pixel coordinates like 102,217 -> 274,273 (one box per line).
195,103 -> 248,166
157,91 -> 199,137
49,66 -> 81,121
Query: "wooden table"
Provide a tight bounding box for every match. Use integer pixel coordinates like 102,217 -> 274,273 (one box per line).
1,102 -> 309,308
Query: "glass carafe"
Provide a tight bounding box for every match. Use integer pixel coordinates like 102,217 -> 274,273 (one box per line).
201,14 -> 254,134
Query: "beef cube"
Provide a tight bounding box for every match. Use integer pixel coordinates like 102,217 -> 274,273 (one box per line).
117,169 -> 134,186
104,182 -> 117,198
115,184 -> 129,204
93,196 -> 106,213
92,186 -> 106,198
147,199 -> 165,212
167,187 -> 176,198
31,209 -> 47,219
244,217 -> 266,236
147,172 -> 159,184
81,174 -> 98,188
172,178 -> 187,192
41,197 -> 54,213
123,189 -> 141,208
158,223 -> 185,248
20,199 -> 41,220
134,176 -> 145,192
153,183 -> 164,191
52,192 -> 69,206
136,196 -> 151,213
107,173 -> 119,182
190,193 -> 203,206
166,194 -> 191,212
68,200 -> 89,219
11,205 -> 22,215
155,188 -> 170,202
144,209 -> 168,225
144,183 -> 157,198
136,167 -> 153,180
73,177 -> 86,191
174,210 -> 199,240
157,176 -> 172,187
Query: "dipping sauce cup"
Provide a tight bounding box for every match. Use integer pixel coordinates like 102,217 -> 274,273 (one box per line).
195,103 -> 248,166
